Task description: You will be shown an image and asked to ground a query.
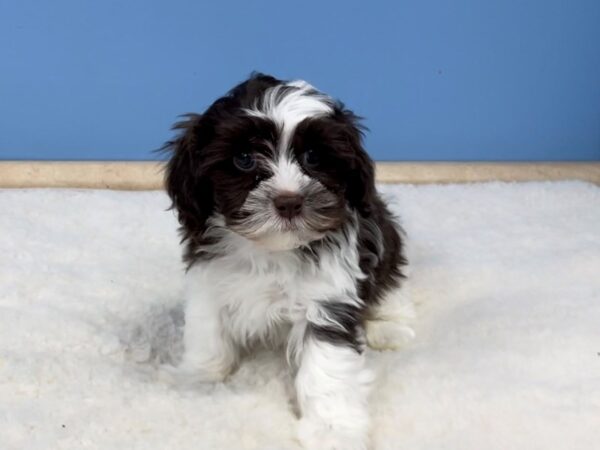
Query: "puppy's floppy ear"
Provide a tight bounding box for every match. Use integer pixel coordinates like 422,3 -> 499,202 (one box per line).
162,114 -> 215,237
337,110 -> 377,217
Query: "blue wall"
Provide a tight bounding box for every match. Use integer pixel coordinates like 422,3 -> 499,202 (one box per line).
1,0 -> 599,161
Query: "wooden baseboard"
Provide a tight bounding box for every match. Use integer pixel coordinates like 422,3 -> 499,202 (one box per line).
0,161 -> 165,190
375,162 -> 600,184
0,161 -> 598,189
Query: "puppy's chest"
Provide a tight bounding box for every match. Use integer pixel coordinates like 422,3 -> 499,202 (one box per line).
219,253 -> 358,328
224,270 -> 310,326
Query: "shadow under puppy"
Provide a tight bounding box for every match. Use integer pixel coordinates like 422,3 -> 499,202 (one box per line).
160,73 -> 414,450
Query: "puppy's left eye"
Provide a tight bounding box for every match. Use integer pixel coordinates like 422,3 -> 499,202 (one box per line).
233,152 -> 256,171
303,149 -> 320,167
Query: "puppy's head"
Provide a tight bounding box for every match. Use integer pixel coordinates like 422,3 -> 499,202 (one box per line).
164,73 -> 375,251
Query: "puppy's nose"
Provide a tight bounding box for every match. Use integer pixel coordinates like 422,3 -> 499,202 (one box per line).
273,193 -> 303,219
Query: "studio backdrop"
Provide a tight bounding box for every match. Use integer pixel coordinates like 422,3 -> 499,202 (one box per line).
1,0 -> 599,161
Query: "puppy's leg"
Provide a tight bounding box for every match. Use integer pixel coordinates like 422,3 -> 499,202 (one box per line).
294,301 -> 373,450
159,273 -> 236,385
365,283 -> 415,351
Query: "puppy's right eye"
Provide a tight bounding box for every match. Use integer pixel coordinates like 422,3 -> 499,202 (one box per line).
233,152 -> 256,172
302,148 -> 320,168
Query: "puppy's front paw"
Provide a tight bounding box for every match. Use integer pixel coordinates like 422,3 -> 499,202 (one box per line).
365,319 -> 415,351
366,284 -> 416,351
297,417 -> 368,450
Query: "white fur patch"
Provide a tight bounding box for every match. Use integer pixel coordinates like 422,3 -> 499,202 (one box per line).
244,80 -> 333,150
269,152 -> 309,193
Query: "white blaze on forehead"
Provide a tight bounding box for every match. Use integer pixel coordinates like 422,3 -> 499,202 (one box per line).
244,80 -> 333,149
244,80 -> 334,195
269,152 -> 310,193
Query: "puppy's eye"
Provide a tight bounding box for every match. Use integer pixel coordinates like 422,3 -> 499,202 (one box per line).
233,152 -> 256,171
303,149 -> 320,167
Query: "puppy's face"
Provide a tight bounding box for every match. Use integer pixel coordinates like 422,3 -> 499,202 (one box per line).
165,74 -> 375,251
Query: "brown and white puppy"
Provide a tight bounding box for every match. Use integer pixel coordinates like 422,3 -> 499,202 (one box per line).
161,73 -> 414,449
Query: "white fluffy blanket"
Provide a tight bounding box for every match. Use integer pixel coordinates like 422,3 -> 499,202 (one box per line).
1,182 -> 598,450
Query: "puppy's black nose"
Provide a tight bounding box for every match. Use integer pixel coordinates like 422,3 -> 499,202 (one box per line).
273,193 -> 303,219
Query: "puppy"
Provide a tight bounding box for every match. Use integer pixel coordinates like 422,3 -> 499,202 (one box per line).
161,73 -> 413,449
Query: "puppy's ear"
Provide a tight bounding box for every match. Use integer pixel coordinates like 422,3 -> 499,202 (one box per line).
162,114 -> 215,237
338,110 -> 376,216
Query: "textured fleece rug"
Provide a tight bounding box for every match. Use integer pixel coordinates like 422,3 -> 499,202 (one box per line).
0,181 -> 599,450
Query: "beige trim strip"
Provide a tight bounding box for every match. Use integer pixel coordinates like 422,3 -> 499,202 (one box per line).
0,161 -> 598,189
375,162 -> 600,184
0,161 -> 165,190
